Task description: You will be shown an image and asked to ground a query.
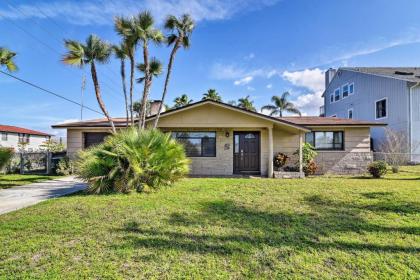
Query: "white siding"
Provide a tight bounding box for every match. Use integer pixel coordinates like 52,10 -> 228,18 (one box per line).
0,132 -> 49,151
411,86 -> 420,161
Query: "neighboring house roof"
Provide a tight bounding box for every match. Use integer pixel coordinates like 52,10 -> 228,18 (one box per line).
0,125 -> 51,136
322,67 -> 420,97
279,116 -> 386,127
51,100 -> 385,130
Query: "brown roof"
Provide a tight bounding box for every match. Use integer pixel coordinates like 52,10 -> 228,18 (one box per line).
279,116 -> 386,127
0,125 -> 51,136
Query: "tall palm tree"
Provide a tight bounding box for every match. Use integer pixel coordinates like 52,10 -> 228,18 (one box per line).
62,35 -> 116,133
136,57 -> 163,120
237,95 -> 256,111
115,16 -> 138,126
112,43 -> 129,127
173,94 -> 193,108
0,47 -> 17,72
134,11 -> 164,129
202,89 -> 222,102
153,14 -> 195,128
262,92 -> 301,117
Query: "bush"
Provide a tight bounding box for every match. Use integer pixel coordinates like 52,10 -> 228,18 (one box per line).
0,147 -> 14,172
55,157 -> 74,176
294,143 -> 318,176
273,152 -> 289,170
367,160 -> 388,178
76,128 -> 190,194
303,160 -> 317,176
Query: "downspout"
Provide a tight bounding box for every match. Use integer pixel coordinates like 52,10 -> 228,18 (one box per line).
409,82 -> 419,162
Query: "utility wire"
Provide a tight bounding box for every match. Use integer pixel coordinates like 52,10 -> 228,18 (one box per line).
0,70 -> 105,116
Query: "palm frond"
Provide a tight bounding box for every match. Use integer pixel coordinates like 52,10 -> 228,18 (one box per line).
62,40 -> 85,67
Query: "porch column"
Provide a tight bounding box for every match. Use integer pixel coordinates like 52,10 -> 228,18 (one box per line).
268,126 -> 274,178
299,132 -> 303,174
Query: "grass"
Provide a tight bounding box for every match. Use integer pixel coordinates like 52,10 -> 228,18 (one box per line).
0,174 -> 62,189
0,167 -> 419,279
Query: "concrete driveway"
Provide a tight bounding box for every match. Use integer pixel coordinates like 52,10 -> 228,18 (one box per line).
0,176 -> 87,215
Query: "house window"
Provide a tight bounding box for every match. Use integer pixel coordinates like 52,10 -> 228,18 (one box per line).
375,98 -> 387,119
172,132 -> 216,157
305,131 -> 344,151
1,132 -> 7,141
334,88 -> 340,101
18,134 -> 30,143
348,109 -> 353,119
349,83 -> 354,94
342,84 -> 349,98
330,94 -> 334,103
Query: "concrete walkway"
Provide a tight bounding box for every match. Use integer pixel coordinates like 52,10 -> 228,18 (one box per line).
0,176 -> 87,215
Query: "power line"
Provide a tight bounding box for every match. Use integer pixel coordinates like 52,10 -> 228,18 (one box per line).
0,70 -> 105,116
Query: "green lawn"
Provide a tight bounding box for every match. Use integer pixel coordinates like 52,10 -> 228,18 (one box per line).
0,167 -> 419,279
0,174 -> 62,189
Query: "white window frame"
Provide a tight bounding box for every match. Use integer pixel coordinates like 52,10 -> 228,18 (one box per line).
349,82 -> 354,95
348,108 -> 353,119
334,88 -> 341,102
342,83 -> 349,99
375,97 -> 388,120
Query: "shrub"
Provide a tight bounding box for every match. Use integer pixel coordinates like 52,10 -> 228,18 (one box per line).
0,147 -> 14,172
367,160 -> 388,178
55,157 -> 74,176
294,143 -> 318,176
303,160 -> 317,176
76,128 -> 190,194
273,152 -> 289,170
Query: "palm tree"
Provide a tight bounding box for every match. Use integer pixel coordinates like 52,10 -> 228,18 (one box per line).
173,94 -> 193,108
237,95 -> 256,111
62,35 -> 116,133
262,92 -> 301,117
153,14 -> 195,128
136,57 -> 163,119
112,43 -> 129,127
0,47 -> 17,72
115,16 -> 138,126
135,11 -> 164,129
202,89 -> 222,102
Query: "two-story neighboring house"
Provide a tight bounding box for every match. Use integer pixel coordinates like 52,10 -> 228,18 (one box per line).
322,67 -> 420,162
0,124 -> 51,151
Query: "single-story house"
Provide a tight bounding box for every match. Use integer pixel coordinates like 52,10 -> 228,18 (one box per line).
52,100 -> 386,177
0,124 -> 51,152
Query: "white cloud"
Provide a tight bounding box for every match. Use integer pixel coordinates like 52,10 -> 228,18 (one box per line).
266,83 -> 272,89
0,0 -> 280,25
246,86 -> 255,91
282,68 -> 324,92
244,53 -> 255,60
234,76 -> 253,86
292,91 -> 323,116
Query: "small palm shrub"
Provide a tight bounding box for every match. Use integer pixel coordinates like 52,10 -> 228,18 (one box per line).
76,128 -> 190,194
367,160 -> 387,178
0,147 -> 14,172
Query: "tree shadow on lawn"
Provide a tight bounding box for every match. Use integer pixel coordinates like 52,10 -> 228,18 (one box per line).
112,195 -> 420,256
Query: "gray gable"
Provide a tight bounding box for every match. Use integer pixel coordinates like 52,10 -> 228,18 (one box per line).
341,67 -> 420,83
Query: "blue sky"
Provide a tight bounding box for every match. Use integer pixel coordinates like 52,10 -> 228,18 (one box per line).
2,0 -> 420,137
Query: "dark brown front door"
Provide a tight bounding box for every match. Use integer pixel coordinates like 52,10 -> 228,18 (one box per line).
233,132 -> 260,174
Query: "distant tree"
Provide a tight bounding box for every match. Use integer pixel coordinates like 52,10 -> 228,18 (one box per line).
173,94 -> 193,108
237,95 -> 256,111
112,43 -> 130,127
133,100 -> 151,118
0,47 -> 17,72
262,92 -> 301,117
40,139 -> 65,152
202,89 -> 222,102
153,14 -> 195,128
63,35 -> 116,133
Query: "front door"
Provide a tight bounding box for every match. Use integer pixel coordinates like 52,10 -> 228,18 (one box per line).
233,132 -> 260,174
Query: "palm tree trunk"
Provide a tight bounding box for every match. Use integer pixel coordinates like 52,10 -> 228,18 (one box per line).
120,59 -> 129,128
153,41 -> 180,128
139,43 -> 150,130
129,52 -> 135,126
90,62 -> 116,133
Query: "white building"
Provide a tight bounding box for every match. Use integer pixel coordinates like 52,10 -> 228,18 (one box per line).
0,124 -> 51,152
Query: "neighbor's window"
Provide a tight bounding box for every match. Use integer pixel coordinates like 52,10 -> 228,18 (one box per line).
334,88 -> 340,101
305,131 -> 344,150
349,83 -> 354,94
376,98 -> 387,119
348,109 -> 353,119
18,133 -> 30,143
172,132 -> 216,157
330,94 -> 334,103
1,132 -> 7,141
342,84 -> 349,98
